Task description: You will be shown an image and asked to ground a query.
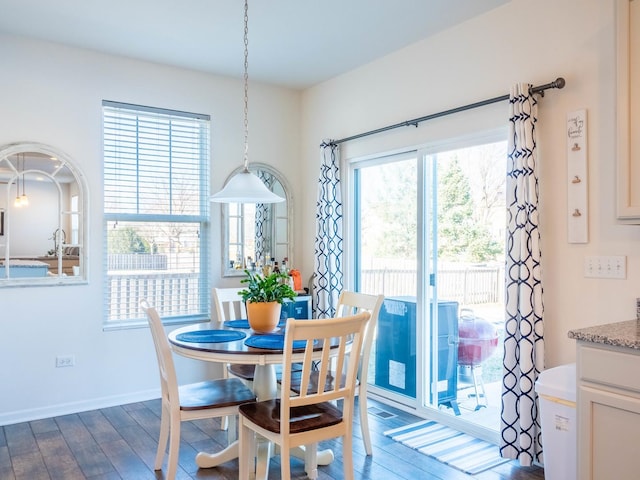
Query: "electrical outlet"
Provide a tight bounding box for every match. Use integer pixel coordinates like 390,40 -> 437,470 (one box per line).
56,355 -> 75,367
584,255 -> 627,279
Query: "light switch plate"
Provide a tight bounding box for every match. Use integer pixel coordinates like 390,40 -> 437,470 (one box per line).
584,255 -> 626,279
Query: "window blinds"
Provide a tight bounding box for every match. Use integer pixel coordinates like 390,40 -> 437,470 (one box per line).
102,101 -> 210,327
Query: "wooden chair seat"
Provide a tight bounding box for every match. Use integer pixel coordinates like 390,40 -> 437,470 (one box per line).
227,364 -> 256,381
179,378 -> 256,410
229,363 -> 304,382
238,399 -> 343,434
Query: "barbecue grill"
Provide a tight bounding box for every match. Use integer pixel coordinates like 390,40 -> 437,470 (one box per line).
457,309 -> 499,409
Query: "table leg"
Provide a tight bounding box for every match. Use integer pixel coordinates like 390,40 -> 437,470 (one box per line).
291,446 -> 334,466
195,441 -> 239,468
255,439 -> 273,480
253,365 -> 277,400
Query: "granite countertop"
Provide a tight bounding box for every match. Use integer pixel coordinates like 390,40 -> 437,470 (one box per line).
568,319 -> 640,350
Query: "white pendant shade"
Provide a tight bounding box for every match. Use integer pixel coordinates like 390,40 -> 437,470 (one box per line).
210,170 -> 284,203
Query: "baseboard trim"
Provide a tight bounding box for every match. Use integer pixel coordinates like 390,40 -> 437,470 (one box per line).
0,388 -> 161,426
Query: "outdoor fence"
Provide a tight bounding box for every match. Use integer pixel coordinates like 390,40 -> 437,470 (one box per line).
106,272 -> 201,323
360,265 -> 504,305
108,253 -> 168,271
105,264 -> 503,323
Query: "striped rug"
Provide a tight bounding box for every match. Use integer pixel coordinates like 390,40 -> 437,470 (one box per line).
384,420 -> 510,475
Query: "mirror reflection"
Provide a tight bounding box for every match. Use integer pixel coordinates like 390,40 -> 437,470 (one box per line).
0,142 -> 86,285
222,164 -> 291,277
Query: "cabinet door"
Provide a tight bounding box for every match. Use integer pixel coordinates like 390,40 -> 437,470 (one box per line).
579,384 -> 640,479
616,0 -> 640,222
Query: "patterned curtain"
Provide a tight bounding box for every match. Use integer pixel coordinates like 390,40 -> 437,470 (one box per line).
500,83 -> 545,466
254,170 -> 274,264
313,141 -> 344,318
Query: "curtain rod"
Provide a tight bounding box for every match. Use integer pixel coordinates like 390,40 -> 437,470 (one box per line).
329,77 -> 566,145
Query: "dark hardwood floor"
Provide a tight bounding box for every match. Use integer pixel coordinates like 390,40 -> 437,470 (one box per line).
0,397 -> 544,479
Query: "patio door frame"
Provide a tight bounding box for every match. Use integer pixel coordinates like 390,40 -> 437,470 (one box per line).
346,128 -> 506,444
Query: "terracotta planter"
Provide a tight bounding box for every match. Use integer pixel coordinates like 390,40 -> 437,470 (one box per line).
246,301 -> 282,333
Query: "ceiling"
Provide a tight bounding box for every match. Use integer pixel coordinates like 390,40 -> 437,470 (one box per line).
0,0 -> 509,89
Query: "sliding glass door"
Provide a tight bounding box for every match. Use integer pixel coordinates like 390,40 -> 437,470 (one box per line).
350,133 -> 506,440
353,152 -> 420,407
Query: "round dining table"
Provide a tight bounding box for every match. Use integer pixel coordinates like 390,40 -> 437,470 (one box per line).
168,320 -> 337,479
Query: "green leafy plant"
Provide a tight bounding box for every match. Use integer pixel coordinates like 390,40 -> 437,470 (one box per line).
239,269 -> 296,304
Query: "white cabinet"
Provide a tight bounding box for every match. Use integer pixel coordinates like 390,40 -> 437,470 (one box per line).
616,0 -> 640,222
577,342 -> 640,478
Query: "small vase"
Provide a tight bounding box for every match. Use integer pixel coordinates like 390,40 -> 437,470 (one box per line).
246,301 -> 282,333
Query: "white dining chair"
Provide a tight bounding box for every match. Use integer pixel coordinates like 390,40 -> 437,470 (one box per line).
238,312 -> 370,480
334,291 -> 384,455
212,286 -> 248,324
141,300 -> 256,480
285,291 -> 384,456
212,287 -> 256,383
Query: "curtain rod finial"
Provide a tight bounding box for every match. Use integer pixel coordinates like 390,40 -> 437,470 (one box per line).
554,77 -> 566,89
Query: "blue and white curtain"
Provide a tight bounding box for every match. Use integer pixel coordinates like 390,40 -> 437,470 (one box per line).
254,170 -> 275,263
500,83 -> 545,466
313,141 -> 344,318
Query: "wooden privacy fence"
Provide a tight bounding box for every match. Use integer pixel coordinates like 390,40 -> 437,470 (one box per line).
106,265 -> 503,323
360,265 -> 503,305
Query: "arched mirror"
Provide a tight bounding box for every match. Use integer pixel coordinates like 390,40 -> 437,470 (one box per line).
221,163 -> 292,277
0,142 -> 87,286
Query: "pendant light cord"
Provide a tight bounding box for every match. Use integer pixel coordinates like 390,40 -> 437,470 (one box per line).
242,0 -> 250,173
22,153 -> 26,197
16,154 -> 21,200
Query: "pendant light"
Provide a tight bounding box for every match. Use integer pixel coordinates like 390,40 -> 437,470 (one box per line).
210,0 -> 284,204
13,179 -> 21,207
13,153 -> 28,207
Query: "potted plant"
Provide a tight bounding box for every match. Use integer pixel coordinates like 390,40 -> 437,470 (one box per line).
239,269 -> 296,333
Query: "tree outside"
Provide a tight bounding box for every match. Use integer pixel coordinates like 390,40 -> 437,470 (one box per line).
437,156 -> 502,263
108,226 -> 150,254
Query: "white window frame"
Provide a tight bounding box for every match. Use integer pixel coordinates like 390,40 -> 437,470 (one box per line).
102,101 -> 210,328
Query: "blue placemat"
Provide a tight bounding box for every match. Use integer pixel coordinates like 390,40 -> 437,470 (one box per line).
225,319 -> 287,329
176,329 -> 246,343
244,334 -> 314,350
224,319 -> 251,329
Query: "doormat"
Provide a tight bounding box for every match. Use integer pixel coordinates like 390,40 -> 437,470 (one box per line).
384,420 -> 510,475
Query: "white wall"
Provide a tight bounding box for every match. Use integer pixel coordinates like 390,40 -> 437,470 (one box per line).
300,0 -> 640,368
3,0 -> 640,425
0,34 -> 301,425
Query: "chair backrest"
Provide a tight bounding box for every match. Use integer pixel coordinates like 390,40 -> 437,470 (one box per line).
140,300 -> 179,408
212,287 -> 246,324
279,312 -> 370,435
335,291 -> 384,384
